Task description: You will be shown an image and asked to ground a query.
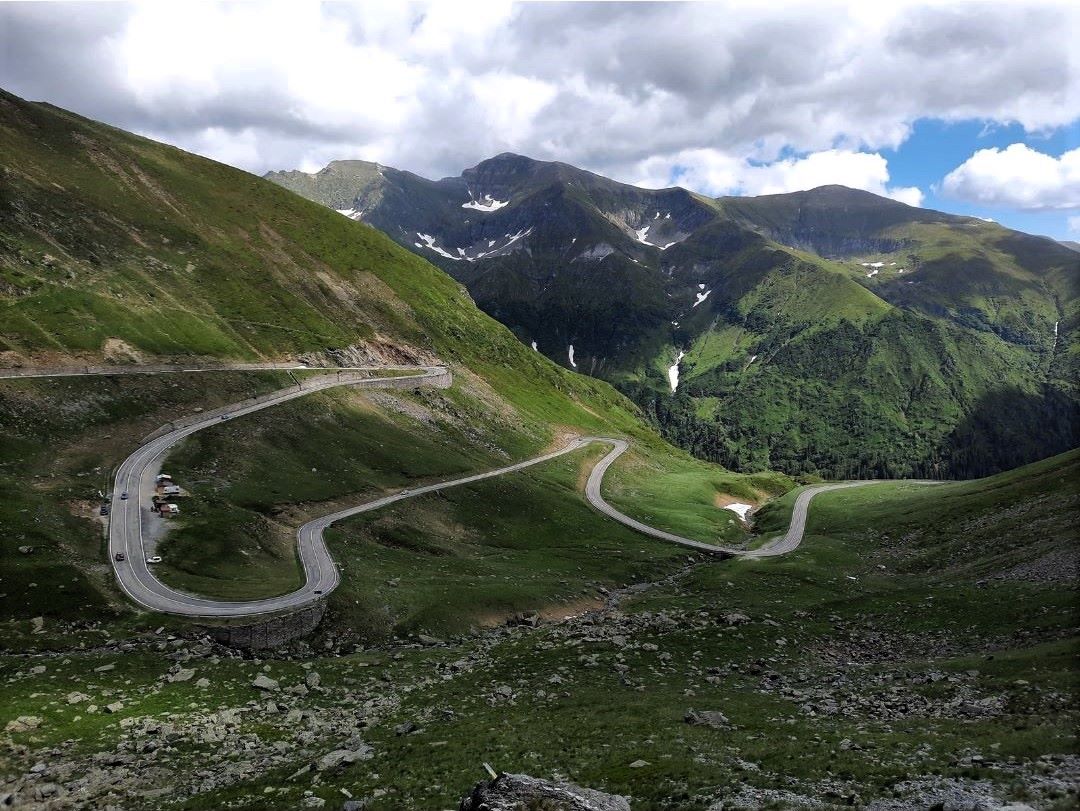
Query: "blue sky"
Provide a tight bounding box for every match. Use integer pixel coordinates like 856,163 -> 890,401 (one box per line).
885,119 -> 1080,240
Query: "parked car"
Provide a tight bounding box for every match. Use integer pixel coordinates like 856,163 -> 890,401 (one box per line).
120,492 -> 128,500
114,552 -> 125,562
145,556 -> 162,564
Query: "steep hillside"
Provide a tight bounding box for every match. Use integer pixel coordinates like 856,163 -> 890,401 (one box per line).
0,91 -> 647,437
268,155 -> 1079,479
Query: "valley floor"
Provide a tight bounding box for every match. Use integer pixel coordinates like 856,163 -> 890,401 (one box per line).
2,448 -> 1076,809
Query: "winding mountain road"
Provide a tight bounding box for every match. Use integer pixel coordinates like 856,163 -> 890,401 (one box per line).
3,363 -> 883,617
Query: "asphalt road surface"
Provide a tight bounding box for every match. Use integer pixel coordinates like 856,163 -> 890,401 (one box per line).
4,364 -> 898,617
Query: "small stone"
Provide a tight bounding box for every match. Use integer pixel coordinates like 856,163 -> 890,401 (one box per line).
629,759 -> 650,768
66,691 -> 91,705
685,709 -> 729,728
168,668 -> 195,683
195,678 -> 211,688
719,611 -> 751,626
5,715 -> 43,732
252,674 -> 279,691
104,702 -> 124,714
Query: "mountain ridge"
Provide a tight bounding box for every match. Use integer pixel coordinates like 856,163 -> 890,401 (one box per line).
266,151 -> 1078,480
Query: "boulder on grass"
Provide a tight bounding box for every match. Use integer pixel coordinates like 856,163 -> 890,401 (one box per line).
459,773 -> 630,811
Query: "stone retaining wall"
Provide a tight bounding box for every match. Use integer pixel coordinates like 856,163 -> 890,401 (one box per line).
200,601 -> 327,650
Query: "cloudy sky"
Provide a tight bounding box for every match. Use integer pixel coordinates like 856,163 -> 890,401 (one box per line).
2,1 -> 1078,238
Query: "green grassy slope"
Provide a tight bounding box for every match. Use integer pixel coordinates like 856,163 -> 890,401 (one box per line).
0,89 -> 705,625
0,89 -> 645,438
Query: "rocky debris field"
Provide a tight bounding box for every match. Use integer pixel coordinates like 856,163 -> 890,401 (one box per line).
3,592 -> 1075,811
1,552 -> 1077,811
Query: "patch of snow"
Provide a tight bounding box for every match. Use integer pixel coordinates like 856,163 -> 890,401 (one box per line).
335,208 -> 358,219
889,262 -> 897,266
660,242 -> 677,250
571,237 -> 577,245
577,243 -> 615,261
668,349 -> 685,393
698,283 -> 706,289
897,268 -> 906,273
866,268 -> 879,278
503,227 -> 533,248
664,213 -> 671,219
462,194 -> 508,212
746,354 -> 758,366
860,261 -> 885,268
634,225 -> 651,244
415,232 -> 462,261
723,502 -> 754,521
531,340 -> 538,351
568,344 -> 577,368
488,240 -> 495,247
693,289 -> 712,307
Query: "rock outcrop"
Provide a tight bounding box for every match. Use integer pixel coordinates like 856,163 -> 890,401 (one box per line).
459,773 -> 630,811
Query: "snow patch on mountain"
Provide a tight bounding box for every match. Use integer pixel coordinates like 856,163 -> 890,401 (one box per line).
577,243 -> 615,262
462,194 -> 508,212
668,350 -> 685,393
415,232 -> 462,261
568,344 -> 577,368
693,289 -> 712,307
724,503 -> 754,520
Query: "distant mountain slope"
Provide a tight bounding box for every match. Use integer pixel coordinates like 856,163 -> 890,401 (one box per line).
269,156 -> 1078,480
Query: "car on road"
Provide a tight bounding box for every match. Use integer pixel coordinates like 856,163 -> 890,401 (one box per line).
146,556 -> 162,564
114,552 -> 125,562
100,504 -> 110,516
220,414 -> 229,420
314,589 -> 323,594
120,492 -> 128,500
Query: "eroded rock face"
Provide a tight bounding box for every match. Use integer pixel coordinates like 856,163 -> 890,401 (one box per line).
459,773 -> 630,811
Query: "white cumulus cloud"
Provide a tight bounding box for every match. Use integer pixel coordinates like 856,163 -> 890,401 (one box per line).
0,0 -> 1076,186
1068,215 -> 1080,235
634,149 -> 923,206
941,144 -> 1080,210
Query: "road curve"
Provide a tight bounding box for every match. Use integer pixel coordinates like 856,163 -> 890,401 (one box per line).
4,365 -> 899,617
581,438 -> 876,558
